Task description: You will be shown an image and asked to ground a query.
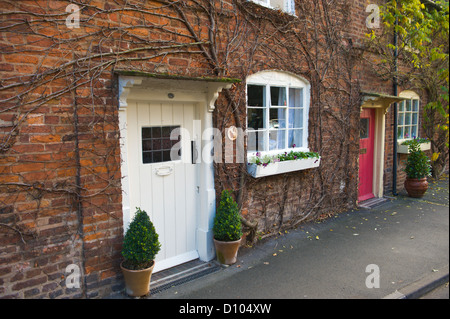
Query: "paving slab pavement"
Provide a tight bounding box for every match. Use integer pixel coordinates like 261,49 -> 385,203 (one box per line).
150,175 -> 449,300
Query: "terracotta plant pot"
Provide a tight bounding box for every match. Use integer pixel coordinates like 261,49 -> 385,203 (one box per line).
120,260 -> 155,297
213,238 -> 242,265
404,177 -> 428,198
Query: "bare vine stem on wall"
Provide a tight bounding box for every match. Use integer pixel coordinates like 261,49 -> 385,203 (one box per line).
1,0 -> 361,247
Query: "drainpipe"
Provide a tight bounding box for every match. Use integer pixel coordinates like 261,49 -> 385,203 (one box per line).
392,16 -> 399,196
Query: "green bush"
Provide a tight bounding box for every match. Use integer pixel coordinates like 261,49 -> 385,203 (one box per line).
213,190 -> 243,242
121,208 -> 161,270
404,139 -> 432,179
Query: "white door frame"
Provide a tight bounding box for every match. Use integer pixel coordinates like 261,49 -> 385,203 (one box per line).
118,75 -> 233,269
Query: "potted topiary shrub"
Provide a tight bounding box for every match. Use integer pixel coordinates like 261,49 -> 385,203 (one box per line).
404,139 -> 432,198
213,190 -> 243,265
121,208 -> 161,297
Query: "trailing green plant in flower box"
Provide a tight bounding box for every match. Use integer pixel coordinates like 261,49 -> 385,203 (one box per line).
247,146 -> 321,178
398,137 -> 431,154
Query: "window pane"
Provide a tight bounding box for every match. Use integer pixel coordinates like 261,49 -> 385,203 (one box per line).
248,85 -> 266,107
288,129 -> 303,148
413,99 -> 419,112
289,88 -> 303,108
406,100 -> 411,111
289,108 -> 303,129
405,113 -> 411,125
247,130 -> 266,153
143,152 -> 152,164
411,126 -> 417,139
360,118 -> 369,139
142,126 -> 181,164
152,127 -> 161,138
398,127 -> 404,139
162,126 -> 172,138
142,140 -> 152,151
270,108 -> 286,129
398,113 -> 404,125
247,108 -> 265,130
152,139 -> 161,150
161,138 -> 171,150
269,130 -> 286,150
412,113 -> 418,125
270,86 -> 287,106
153,151 -> 162,163
399,101 -> 404,112
142,128 -> 152,139
163,150 -> 172,162
404,126 -> 411,139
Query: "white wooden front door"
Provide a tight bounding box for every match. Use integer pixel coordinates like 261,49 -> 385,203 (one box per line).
126,100 -> 198,272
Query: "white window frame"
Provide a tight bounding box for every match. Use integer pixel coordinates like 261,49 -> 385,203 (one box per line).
397,91 -> 421,143
248,0 -> 296,15
246,70 -> 310,157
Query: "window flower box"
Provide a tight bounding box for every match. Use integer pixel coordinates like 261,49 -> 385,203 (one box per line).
398,138 -> 431,154
247,150 -> 321,178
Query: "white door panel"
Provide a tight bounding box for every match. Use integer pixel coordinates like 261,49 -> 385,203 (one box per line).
128,100 -> 199,272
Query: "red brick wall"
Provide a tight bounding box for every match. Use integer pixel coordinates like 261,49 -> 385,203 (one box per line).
0,0 -> 426,298
346,0 -> 436,195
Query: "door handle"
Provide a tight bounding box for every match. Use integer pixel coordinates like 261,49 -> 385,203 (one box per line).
155,166 -> 173,176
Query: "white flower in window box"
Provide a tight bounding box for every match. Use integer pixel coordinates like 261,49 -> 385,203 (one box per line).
247,149 -> 321,178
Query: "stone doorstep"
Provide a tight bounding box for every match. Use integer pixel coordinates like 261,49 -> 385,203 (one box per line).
149,259 -> 220,296
358,197 -> 391,209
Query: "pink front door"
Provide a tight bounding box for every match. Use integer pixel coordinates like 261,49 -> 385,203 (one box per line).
358,108 -> 375,202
